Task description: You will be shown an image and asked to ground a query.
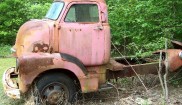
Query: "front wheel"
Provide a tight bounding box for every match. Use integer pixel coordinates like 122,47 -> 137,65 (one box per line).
35,73 -> 77,105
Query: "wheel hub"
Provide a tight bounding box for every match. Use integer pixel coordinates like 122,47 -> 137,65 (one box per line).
41,83 -> 68,105
47,90 -> 63,104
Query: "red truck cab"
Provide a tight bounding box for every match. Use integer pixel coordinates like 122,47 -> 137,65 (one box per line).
3,0 -> 111,104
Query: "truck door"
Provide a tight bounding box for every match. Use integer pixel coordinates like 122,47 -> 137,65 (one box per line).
59,2 -> 107,66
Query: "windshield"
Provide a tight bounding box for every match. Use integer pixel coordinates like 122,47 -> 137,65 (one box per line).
45,2 -> 64,20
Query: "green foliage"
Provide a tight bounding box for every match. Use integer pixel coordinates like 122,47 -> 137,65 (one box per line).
107,0 -> 182,56
0,44 -> 11,57
0,0 -> 27,45
25,2 -> 51,19
0,0 -> 51,45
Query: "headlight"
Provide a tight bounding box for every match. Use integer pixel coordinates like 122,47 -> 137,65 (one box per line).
10,47 -> 16,53
179,51 -> 182,59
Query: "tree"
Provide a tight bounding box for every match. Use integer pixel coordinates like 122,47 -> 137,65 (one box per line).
107,0 -> 182,56
0,0 -> 27,45
0,0 -> 51,45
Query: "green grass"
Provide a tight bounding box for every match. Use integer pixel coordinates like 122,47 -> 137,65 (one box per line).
0,58 -> 24,105
0,45 -> 11,57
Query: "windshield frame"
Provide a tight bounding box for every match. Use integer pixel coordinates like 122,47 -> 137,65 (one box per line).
45,1 -> 64,20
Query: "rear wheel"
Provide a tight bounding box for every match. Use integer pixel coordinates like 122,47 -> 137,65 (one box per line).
35,73 -> 77,105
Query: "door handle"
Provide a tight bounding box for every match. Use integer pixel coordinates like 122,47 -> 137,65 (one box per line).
94,26 -> 103,30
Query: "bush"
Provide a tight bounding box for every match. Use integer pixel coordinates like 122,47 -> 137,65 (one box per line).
0,0 -> 51,45
107,0 -> 182,56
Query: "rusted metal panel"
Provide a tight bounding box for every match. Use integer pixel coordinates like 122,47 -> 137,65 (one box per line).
11,0 -> 110,62
32,43 -> 50,53
107,59 -> 125,71
8,0 -> 110,96
17,53 -> 102,93
87,65 -> 107,85
18,53 -> 84,92
107,62 -> 159,79
59,1 -> 110,66
79,74 -> 99,93
13,19 -> 54,57
13,0 -> 110,66
61,53 -> 88,75
164,49 -> 182,72
154,49 -> 182,72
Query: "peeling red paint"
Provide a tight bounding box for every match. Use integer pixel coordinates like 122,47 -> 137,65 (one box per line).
164,49 -> 182,72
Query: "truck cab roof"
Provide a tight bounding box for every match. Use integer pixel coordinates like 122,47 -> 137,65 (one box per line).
54,0 -> 106,3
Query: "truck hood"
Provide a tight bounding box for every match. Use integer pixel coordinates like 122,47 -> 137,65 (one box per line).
13,19 -> 54,57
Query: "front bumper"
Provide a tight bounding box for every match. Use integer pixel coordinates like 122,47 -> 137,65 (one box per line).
2,67 -> 20,99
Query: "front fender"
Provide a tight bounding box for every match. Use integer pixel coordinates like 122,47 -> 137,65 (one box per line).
18,53 -> 87,93
154,49 -> 182,72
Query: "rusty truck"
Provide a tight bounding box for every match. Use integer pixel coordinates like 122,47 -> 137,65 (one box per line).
3,0 -> 182,104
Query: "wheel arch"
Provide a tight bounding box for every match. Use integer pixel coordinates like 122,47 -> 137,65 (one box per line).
18,53 -> 87,93
33,68 -> 81,90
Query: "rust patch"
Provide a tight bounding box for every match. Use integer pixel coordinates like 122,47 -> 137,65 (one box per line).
87,65 -> 107,85
153,49 -> 182,72
107,62 -> 160,79
79,72 -> 99,93
19,56 -> 54,74
32,43 -> 49,53
107,59 -> 125,71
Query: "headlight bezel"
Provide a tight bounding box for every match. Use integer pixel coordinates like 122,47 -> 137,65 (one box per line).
10,47 -> 16,53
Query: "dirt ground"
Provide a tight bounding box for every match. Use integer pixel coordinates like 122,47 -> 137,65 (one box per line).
24,74 -> 182,105
74,75 -> 182,105
75,84 -> 182,105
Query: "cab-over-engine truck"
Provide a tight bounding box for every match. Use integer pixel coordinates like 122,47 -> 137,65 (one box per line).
3,0 -> 182,104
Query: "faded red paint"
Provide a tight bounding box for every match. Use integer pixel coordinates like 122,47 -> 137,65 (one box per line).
13,19 -> 54,57
154,49 -> 182,72
13,0 -> 110,65
59,1 -> 110,66
8,0 -> 110,95
153,40 -> 182,72
167,49 -> 182,71
16,53 -> 102,93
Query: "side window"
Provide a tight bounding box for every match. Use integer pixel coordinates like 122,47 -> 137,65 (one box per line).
65,4 -> 99,22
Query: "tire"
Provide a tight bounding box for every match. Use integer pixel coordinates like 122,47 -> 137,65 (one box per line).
35,73 -> 77,105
